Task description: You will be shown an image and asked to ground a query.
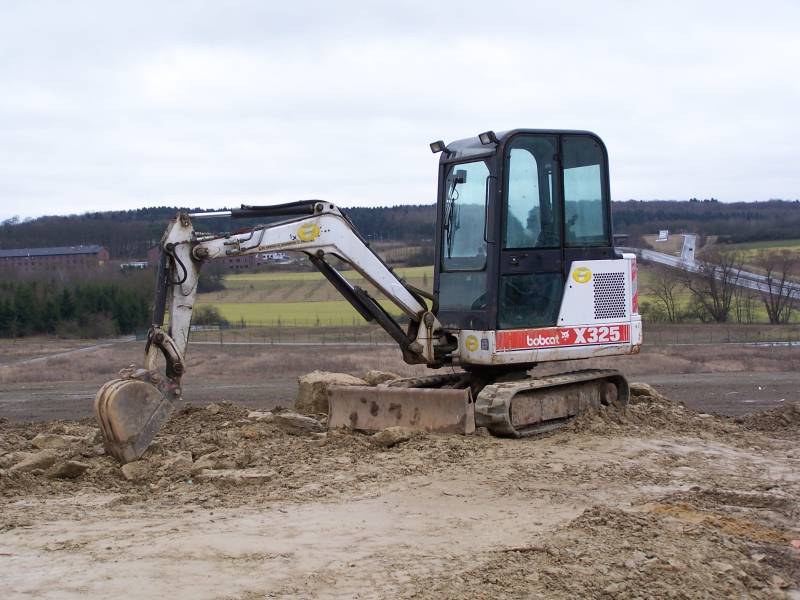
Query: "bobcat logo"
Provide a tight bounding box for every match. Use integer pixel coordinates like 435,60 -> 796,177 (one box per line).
297,222 -> 321,242
572,267 -> 592,284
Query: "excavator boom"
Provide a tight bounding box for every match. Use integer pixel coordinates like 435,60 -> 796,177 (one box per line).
95,201 -> 452,462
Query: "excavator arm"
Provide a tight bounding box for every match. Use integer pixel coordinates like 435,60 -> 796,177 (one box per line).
96,201 -> 451,463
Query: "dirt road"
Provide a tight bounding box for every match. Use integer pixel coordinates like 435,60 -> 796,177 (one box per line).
1,390 -> 799,599
2,370 -> 798,422
2,340 -> 799,422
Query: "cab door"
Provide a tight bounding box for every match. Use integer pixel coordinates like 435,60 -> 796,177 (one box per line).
498,134 -> 564,329
435,159 -> 493,330
497,133 -> 615,330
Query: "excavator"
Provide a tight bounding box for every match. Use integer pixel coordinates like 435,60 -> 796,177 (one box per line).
95,129 -> 642,463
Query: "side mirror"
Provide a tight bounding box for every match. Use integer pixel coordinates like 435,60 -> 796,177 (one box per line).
453,169 -> 467,185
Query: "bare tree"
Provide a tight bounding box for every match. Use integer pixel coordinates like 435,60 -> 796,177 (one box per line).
733,287 -> 759,324
650,266 -> 684,322
685,249 -> 743,323
757,250 -> 799,324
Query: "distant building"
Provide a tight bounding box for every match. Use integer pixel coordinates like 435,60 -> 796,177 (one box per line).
120,261 -> 149,270
226,254 -> 258,271
0,245 -> 110,272
258,251 -> 290,263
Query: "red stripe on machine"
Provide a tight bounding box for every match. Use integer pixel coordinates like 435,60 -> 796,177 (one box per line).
496,324 -> 630,352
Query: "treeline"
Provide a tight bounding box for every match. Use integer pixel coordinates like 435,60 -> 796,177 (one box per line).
613,199 -> 800,243
346,206 -> 435,242
3,200 -> 800,259
0,205 -> 437,259
0,272 -> 152,337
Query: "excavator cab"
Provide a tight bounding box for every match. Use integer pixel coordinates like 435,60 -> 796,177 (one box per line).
433,130 -> 616,335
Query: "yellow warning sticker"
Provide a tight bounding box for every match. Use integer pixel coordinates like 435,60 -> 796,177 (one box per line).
572,266 -> 592,284
297,222 -> 321,242
465,335 -> 479,352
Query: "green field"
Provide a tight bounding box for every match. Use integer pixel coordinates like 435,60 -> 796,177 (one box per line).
637,263 -> 800,324
723,238 -> 800,251
197,267 -> 430,324
202,300 -> 403,326
718,239 -> 800,264
224,266 -> 433,285
197,262 -> 798,326
200,266 -> 433,304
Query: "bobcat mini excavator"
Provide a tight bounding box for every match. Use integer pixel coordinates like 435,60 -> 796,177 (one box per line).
95,129 -> 643,463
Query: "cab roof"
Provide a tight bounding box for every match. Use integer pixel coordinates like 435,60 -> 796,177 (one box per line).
440,128 -> 601,163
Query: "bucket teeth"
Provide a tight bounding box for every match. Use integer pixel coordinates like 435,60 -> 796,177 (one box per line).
94,378 -> 177,463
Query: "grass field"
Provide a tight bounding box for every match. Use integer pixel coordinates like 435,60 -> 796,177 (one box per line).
200,266 -> 434,304
196,262 -> 799,326
196,267 -> 432,324
203,300 -> 404,326
225,266 -> 433,284
723,238 -> 800,251
718,238 -> 800,264
637,264 -> 800,324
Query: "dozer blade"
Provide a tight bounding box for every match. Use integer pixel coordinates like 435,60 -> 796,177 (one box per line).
327,385 -> 475,434
94,378 -> 176,463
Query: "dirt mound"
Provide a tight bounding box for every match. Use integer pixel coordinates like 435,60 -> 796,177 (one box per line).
295,370 -> 367,414
362,369 -> 401,385
411,505 -> 796,599
0,385 -> 793,514
2,381 -> 799,598
568,381 -> 751,442
740,401 -> 800,433
0,400 -> 485,512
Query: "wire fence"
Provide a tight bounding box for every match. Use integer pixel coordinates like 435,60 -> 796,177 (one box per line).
185,323 -> 396,346
644,324 -> 800,346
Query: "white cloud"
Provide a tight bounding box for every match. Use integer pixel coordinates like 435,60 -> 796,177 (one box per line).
1,0 -> 799,219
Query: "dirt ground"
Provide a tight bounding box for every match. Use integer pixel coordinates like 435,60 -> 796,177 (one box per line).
1,339 -> 799,421
1,382 -> 799,599
1,339 -> 800,598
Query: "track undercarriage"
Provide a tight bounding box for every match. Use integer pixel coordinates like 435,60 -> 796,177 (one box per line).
327,369 -> 629,437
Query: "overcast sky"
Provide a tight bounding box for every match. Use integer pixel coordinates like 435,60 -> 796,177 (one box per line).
1,1 -> 799,220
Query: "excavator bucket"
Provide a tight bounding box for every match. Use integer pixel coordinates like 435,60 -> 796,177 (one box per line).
94,378 -> 176,463
327,385 -> 475,434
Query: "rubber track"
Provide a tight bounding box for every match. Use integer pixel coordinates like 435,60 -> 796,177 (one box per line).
474,369 -> 629,438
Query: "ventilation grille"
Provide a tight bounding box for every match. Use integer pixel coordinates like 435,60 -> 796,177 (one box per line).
593,272 -> 627,319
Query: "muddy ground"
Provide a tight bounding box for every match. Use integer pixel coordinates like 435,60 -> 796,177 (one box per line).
1,383 -> 799,599
1,340 -> 799,421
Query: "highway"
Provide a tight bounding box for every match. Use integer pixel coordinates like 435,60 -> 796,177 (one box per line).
620,234 -> 800,301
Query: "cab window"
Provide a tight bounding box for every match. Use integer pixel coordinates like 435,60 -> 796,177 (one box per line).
441,161 -> 489,270
562,137 -> 609,247
503,136 -> 559,249
439,160 -> 490,313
